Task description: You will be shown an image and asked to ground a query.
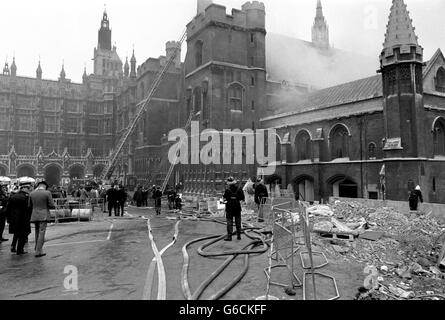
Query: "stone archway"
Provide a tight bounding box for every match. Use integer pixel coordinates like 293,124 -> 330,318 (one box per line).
69,164 -> 86,180
93,164 -> 105,179
0,165 -> 7,176
294,175 -> 315,202
328,175 -> 358,199
16,164 -> 36,178
44,164 -> 62,187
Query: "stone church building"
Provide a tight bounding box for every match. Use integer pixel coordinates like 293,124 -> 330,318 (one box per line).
1,0 -> 445,204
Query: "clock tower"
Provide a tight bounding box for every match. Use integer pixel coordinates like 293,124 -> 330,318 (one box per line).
98,10 -> 112,50
92,9 -> 123,91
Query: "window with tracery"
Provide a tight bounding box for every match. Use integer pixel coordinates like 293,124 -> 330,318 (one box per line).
435,67 -> 445,93
330,125 -> 349,159
295,131 -> 311,161
433,118 -> 445,156
228,84 -> 243,111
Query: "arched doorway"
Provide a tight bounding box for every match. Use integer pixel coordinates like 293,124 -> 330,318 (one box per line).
294,175 -> 315,202
93,164 -> 105,179
328,175 -> 358,198
69,164 -> 86,179
16,164 -> 36,178
44,164 -> 62,187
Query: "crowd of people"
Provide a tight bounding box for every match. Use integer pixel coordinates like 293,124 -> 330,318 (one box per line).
0,178 -> 55,257
132,184 -> 183,215
0,179 -> 134,257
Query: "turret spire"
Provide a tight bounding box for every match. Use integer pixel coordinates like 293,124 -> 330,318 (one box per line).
82,65 -> 88,83
36,59 -> 42,79
124,56 -> 129,78
380,0 -> 423,67
130,48 -> 136,79
383,0 -> 419,49
60,62 -> 66,80
10,56 -> 17,76
312,0 -> 329,49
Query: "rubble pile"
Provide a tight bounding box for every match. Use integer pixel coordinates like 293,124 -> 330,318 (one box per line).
308,200 -> 445,300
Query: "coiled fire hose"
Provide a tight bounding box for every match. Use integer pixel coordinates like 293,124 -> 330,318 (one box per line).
181,223 -> 269,300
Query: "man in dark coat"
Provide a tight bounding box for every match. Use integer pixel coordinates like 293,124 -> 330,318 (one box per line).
152,186 -> 163,215
223,177 -> 245,241
117,185 -> 127,217
133,186 -> 143,208
106,186 -> 118,216
0,184 -> 10,242
254,178 -> 269,222
30,181 -> 55,258
7,180 -> 33,255
167,187 -> 176,210
142,187 -> 149,207
409,185 -> 424,211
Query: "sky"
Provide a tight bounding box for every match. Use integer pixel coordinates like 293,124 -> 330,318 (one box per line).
1,0 -> 444,83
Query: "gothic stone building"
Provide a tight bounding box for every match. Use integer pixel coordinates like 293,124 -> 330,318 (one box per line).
261,0 -> 445,204
0,10 -> 182,188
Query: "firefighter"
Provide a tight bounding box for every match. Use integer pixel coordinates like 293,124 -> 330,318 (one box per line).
223,177 -> 245,241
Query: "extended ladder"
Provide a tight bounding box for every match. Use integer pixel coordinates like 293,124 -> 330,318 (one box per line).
100,30 -> 187,181
161,111 -> 194,193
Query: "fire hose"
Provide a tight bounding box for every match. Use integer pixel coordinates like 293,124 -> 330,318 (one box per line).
181,224 -> 269,300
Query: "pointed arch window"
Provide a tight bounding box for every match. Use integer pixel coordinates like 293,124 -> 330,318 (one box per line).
435,67 -> 445,93
195,41 -> 203,68
368,142 -> 377,160
228,83 -> 243,111
193,87 -> 202,114
295,131 -> 312,161
330,124 -> 350,159
433,118 -> 445,156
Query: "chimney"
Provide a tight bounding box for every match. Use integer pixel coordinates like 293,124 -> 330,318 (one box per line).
166,41 -> 181,68
197,0 -> 212,15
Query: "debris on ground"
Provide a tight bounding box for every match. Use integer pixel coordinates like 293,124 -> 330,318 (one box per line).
306,200 -> 445,300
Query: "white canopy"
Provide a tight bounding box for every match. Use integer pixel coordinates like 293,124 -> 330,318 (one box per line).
0,176 -> 12,184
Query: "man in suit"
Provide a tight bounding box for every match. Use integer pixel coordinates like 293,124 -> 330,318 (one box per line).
152,186 -> 163,215
7,178 -> 33,255
0,184 -> 10,242
106,185 -> 117,217
30,181 -> 55,258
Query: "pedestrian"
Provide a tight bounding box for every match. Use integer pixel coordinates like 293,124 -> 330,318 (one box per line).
142,187 -> 149,207
151,185 -> 156,206
175,193 -> 182,211
133,186 -> 143,207
99,187 -> 108,213
106,185 -> 116,216
59,187 -> 67,199
167,187 -> 176,210
254,178 -> 268,222
6,178 -> 33,255
409,185 -> 424,211
152,186 -> 163,215
0,184 -> 10,242
223,177 -> 245,241
117,185 -> 127,217
30,181 -> 55,258
79,186 -> 89,204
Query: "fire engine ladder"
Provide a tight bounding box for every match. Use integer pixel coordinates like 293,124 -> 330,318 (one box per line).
160,111 -> 194,193
100,30 -> 187,181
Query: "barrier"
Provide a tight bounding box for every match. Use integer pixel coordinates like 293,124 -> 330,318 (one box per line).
50,198 -> 96,223
264,199 -> 340,300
